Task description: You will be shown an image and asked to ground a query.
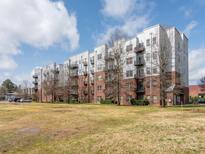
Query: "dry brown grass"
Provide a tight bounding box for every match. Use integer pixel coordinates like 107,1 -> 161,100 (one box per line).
0,103 -> 205,154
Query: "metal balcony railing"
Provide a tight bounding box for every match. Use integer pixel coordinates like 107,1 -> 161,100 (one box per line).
84,80 -> 88,86
83,61 -> 88,66
70,63 -> 78,69
33,74 -> 38,79
32,81 -> 38,85
90,79 -> 94,85
90,58 -> 94,64
105,53 -> 114,61
135,73 -> 145,79
134,59 -> 145,67
135,44 -> 145,53
83,71 -> 88,76
136,87 -> 145,93
90,70 -> 94,75
84,90 -> 88,95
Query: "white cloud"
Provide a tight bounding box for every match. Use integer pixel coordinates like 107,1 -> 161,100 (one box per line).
97,0 -> 153,44
96,15 -> 149,45
102,0 -> 137,19
184,20 -> 198,36
0,71 -> 32,86
189,47 -> 205,84
0,0 -> 79,70
0,55 -> 18,70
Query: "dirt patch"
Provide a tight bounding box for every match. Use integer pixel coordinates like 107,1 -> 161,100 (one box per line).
52,126 -> 89,139
17,127 -> 41,135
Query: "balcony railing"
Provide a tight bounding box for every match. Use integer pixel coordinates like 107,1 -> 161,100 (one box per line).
90,59 -> 94,64
70,72 -> 78,77
135,73 -> 145,79
136,87 -> 145,93
135,44 -> 145,53
33,74 -> 38,79
105,53 -> 114,61
83,61 -> 88,66
84,80 -> 88,86
70,63 -> 78,69
84,90 -> 88,95
134,60 -> 145,67
83,71 -> 88,76
90,70 -> 94,75
70,90 -> 78,95
32,81 -> 38,85
71,81 -> 78,87
90,79 -> 94,85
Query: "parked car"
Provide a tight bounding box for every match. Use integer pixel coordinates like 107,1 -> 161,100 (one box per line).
20,98 -> 32,103
198,99 -> 205,104
14,97 -> 21,102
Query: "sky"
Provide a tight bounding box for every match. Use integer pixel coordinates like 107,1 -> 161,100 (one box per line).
0,0 -> 205,86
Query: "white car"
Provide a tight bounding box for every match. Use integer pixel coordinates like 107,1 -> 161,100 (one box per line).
20,98 -> 32,103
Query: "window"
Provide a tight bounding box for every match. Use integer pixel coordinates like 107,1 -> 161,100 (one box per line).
97,54 -> 102,60
126,82 -> 132,90
153,37 -> 157,45
126,57 -> 133,65
153,52 -> 158,60
126,44 -> 133,52
146,39 -> 150,46
126,70 -> 133,77
146,67 -> 151,74
97,85 -> 102,91
146,53 -> 151,61
153,67 -> 158,74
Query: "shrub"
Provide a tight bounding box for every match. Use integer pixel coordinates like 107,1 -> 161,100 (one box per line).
130,99 -> 149,106
100,99 -> 113,104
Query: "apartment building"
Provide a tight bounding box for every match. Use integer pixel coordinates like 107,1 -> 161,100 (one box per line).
33,24 -> 189,105
33,63 -> 69,102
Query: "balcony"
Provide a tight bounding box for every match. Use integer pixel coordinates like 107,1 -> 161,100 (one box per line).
84,90 -> 88,95
84,80 -> 88,86
91,90 -> 94,95
135,73 -> 145,80
70,63 -> 78,69
105,53 -> 114,61
83,61 -> 88,66
32,81 -> 38,85
135,44 -> 145,53
33,74 -> 38,79
90,70 -> 94,75
83,71 -> 88,76
91,79 -> 94,85
136,87 -> 145,93
134,60 -> 145,67
70,90 -> 78,95
53,69 -> 59,74
71,82 -> 78,87
90,58 -> 94,64
70,71 -> 78,77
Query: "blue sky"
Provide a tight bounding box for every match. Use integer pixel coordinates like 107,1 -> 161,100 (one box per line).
0,0 -> 205,85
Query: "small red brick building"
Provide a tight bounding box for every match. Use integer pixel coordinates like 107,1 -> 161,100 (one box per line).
189,85 -> 205,97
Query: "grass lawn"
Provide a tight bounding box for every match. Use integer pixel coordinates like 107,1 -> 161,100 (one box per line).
0,103 -> 205,154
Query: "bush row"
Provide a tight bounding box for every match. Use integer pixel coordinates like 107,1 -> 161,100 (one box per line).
130,99 -> 149,106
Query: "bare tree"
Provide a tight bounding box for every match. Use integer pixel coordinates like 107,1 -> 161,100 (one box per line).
152,35 -> 172,107
104,29 -> 127,105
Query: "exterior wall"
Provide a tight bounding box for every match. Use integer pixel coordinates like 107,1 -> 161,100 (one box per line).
94,71 -> 106,103
33,24 -> 189,105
